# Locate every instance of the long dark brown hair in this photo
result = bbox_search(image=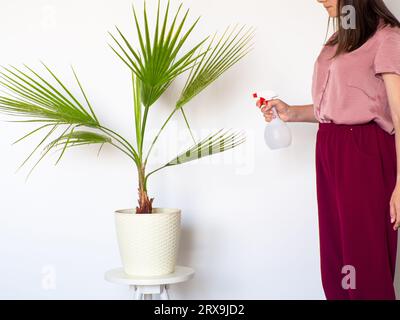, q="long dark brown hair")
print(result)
[326,0,400,56]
